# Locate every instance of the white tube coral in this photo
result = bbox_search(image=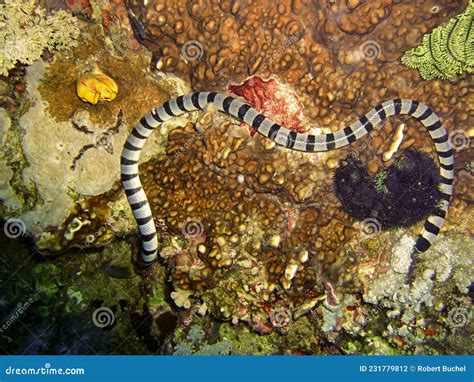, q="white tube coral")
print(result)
[0,0,80,76]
